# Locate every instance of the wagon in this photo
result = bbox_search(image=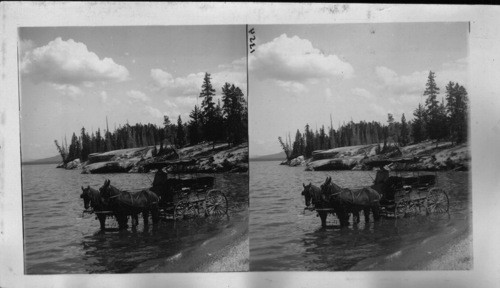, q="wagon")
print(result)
[145,159,229,220]
[366,158,450,220]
